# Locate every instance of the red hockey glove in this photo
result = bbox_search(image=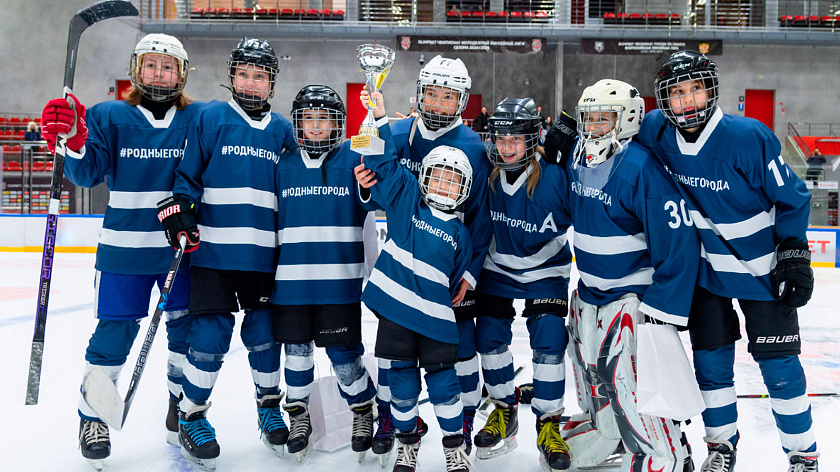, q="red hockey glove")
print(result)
[157,195,200,253]
[41,94,88,153]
